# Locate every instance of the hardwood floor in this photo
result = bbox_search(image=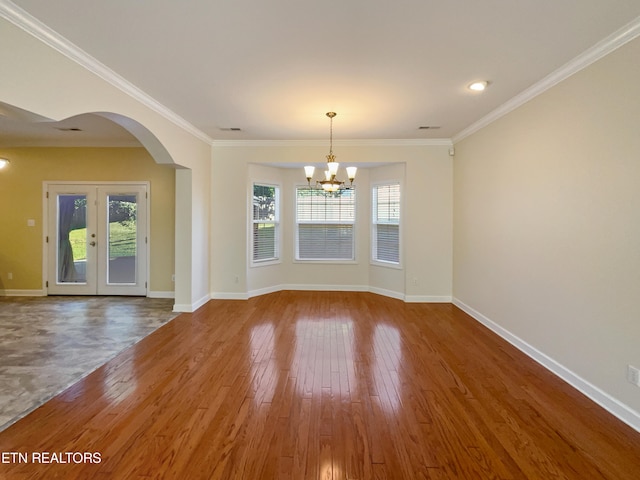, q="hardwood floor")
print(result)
[0,291,638,479]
